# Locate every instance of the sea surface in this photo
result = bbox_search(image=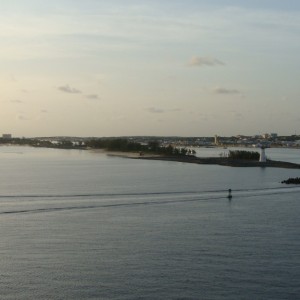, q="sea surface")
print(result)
[0,146,299,299]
